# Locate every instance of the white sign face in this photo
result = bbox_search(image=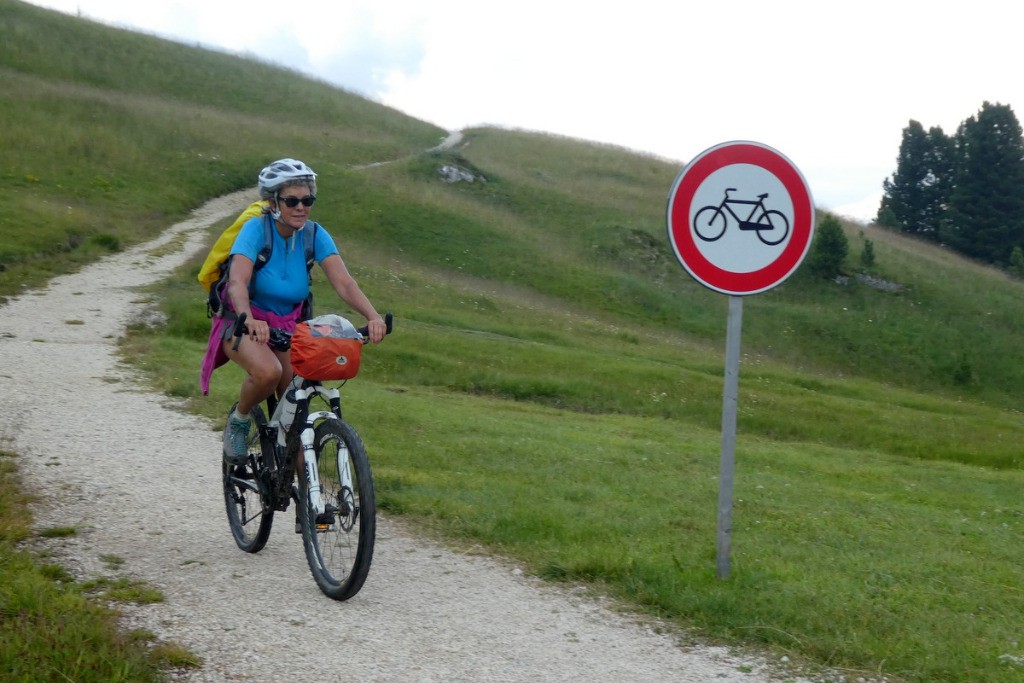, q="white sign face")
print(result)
[688,163,795,273]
